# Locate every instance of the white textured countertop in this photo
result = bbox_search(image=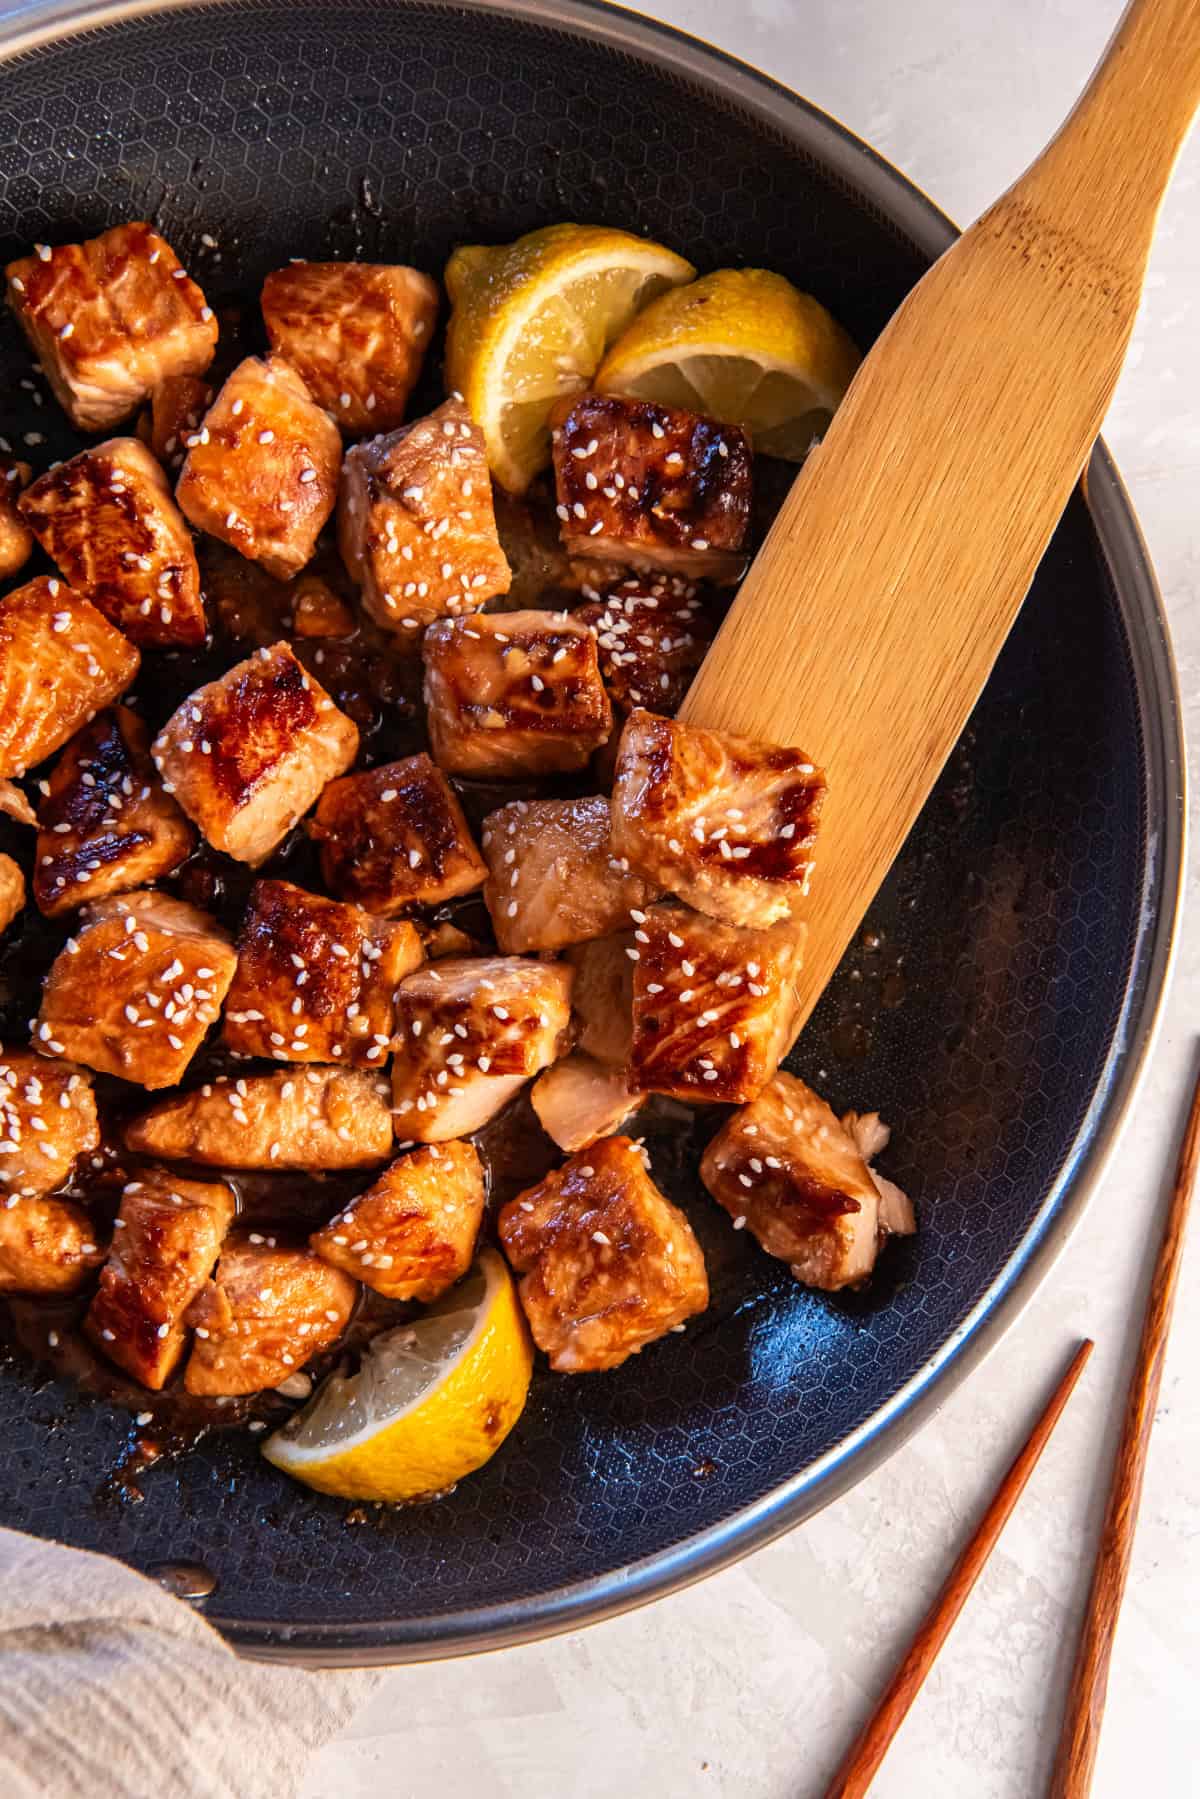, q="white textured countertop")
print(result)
[303,3,1200,1793]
